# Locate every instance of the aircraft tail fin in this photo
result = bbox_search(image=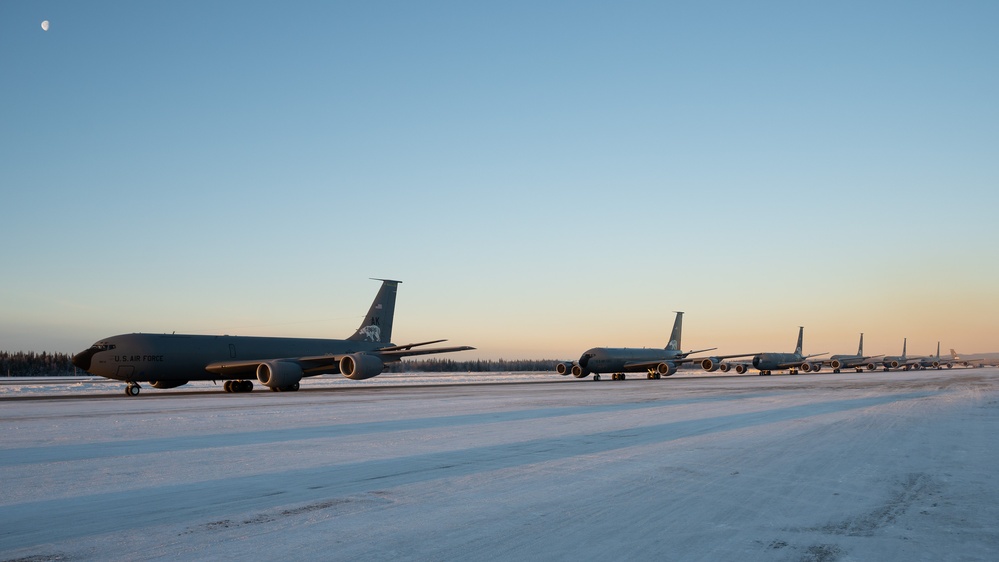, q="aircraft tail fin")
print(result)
[950,348,960,359]
[347,279,400,344]
[666,311,683,350]
[936,341,940,359]
[902,337,907,359]
[794,326,804,355]
[857,333,864,356]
